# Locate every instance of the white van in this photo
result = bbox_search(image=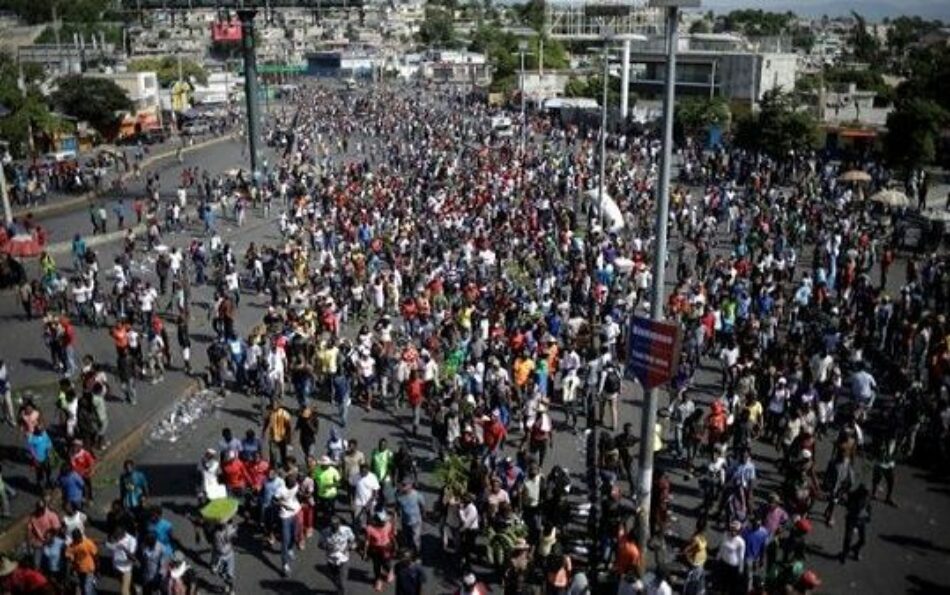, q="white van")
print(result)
[490,115,513,138]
